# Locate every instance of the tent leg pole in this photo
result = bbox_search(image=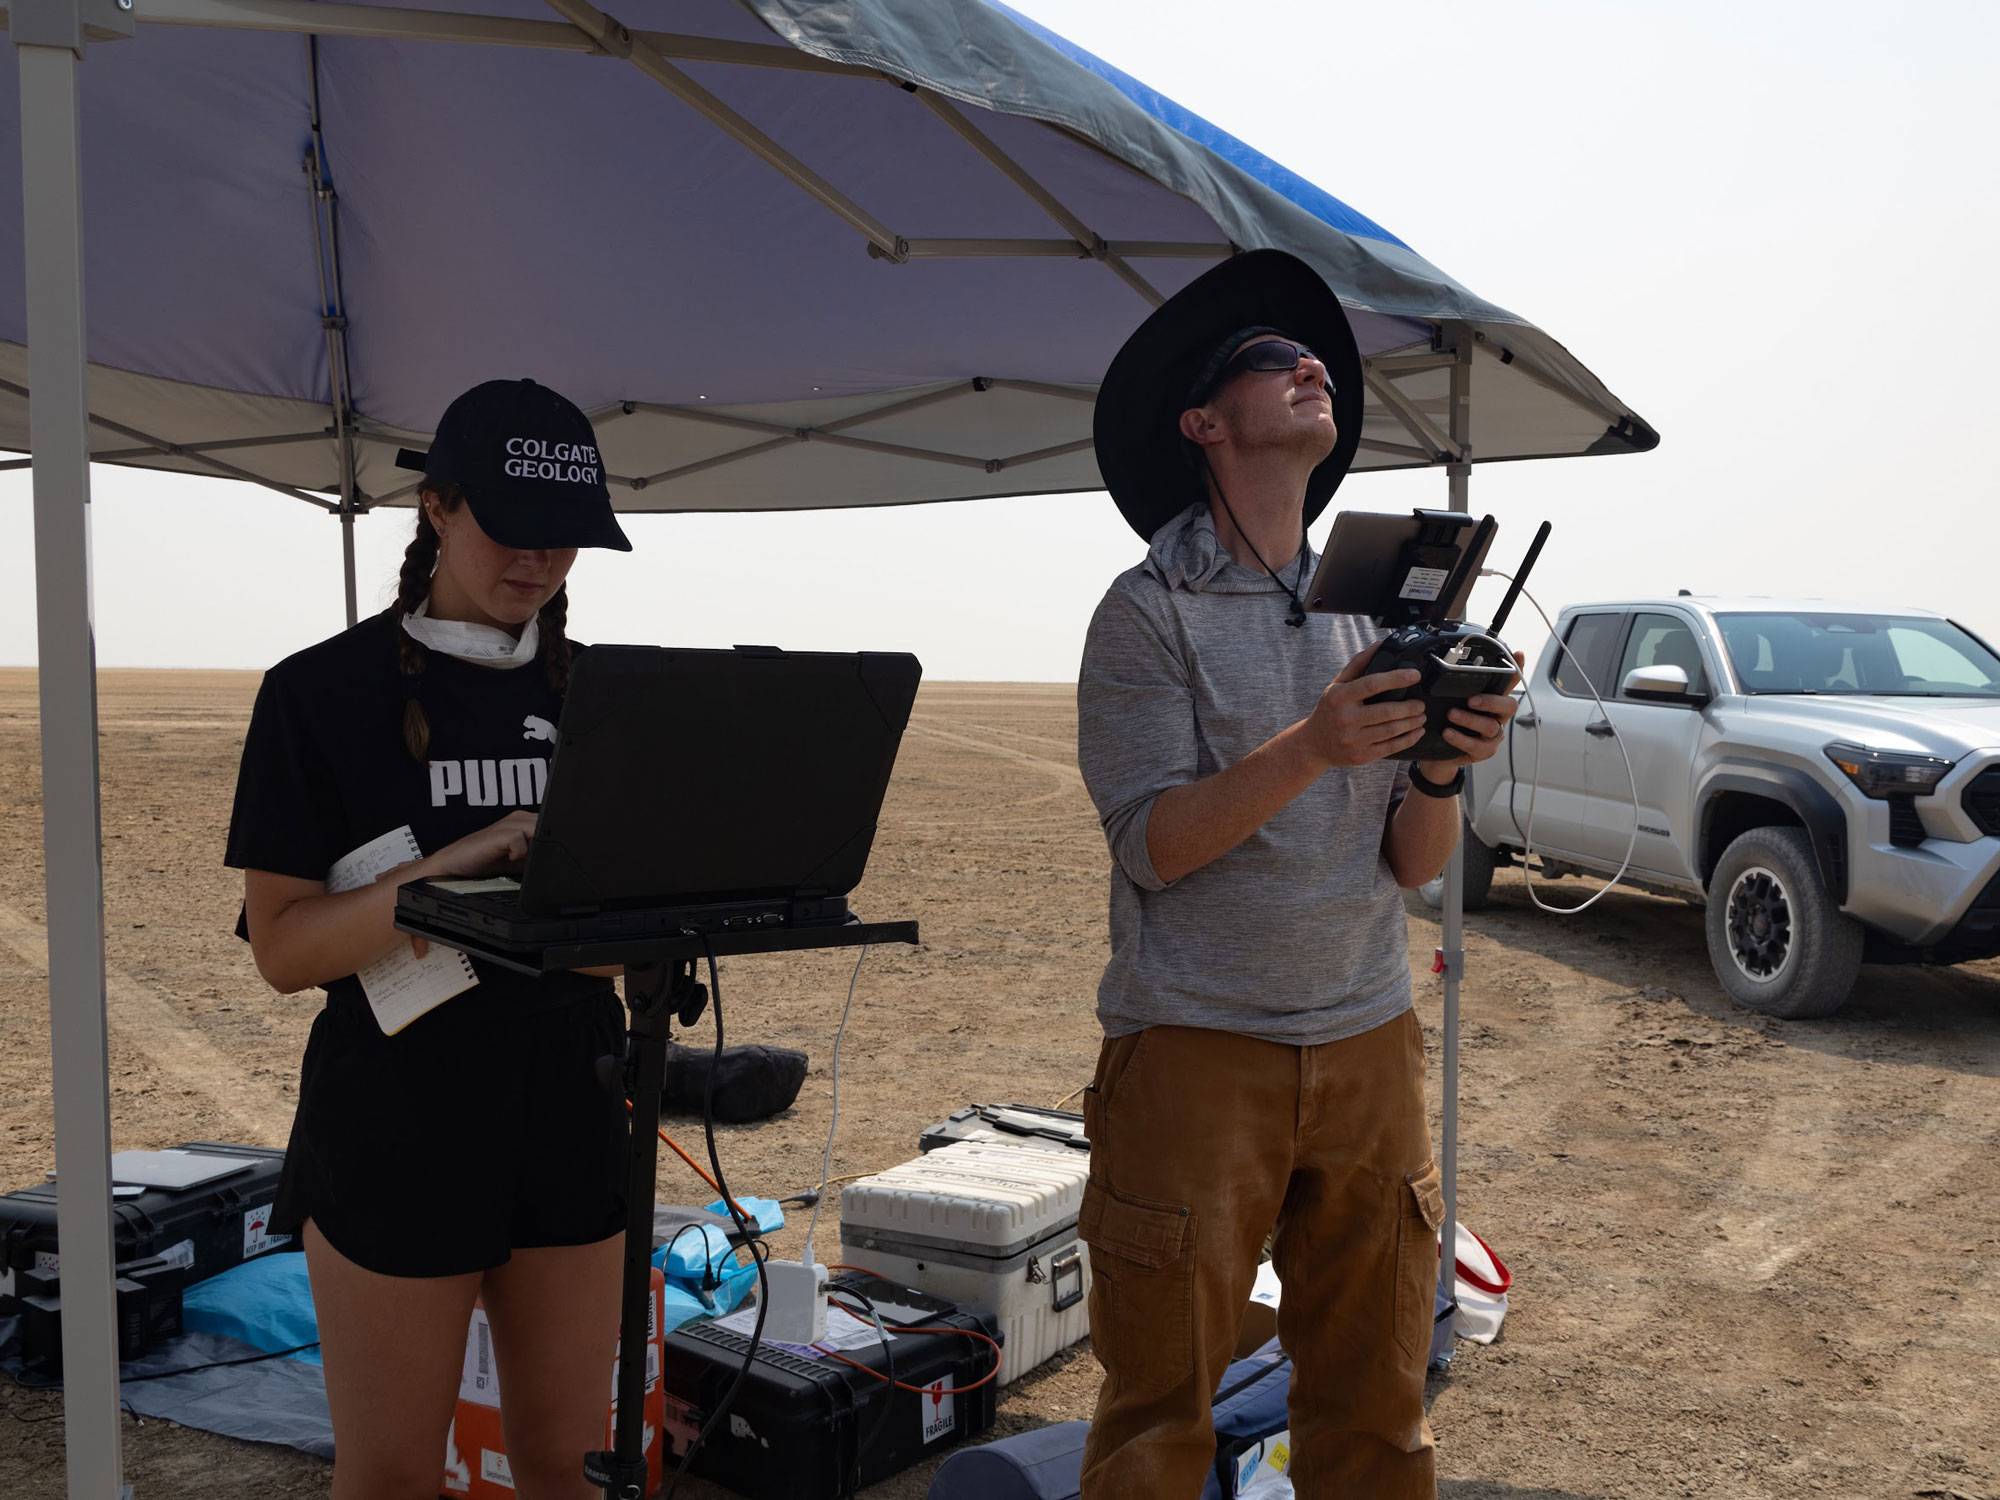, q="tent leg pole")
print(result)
[1431,330,1474,1371]
[340,502,358,628]
[15,30,128,1499]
